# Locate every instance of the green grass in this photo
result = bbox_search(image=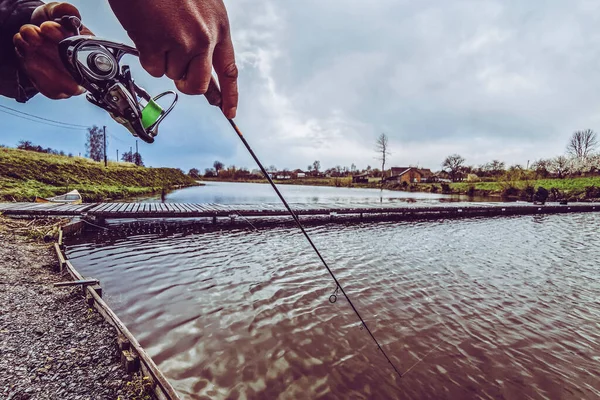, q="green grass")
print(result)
[0,147,198,202]
[448,177,600,195]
